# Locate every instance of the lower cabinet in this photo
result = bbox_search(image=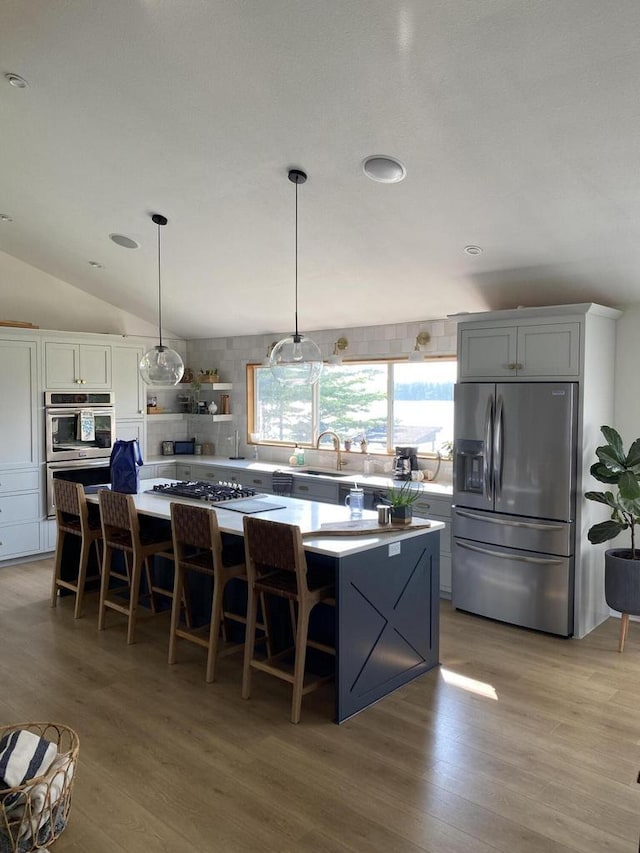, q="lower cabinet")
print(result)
[0,469,41,560]
[174,463,193,481]
[0,522,41,560]
[292,478,339,503]
[233,470,272,492]
[414,495,452,597]
[155,463,177,479]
